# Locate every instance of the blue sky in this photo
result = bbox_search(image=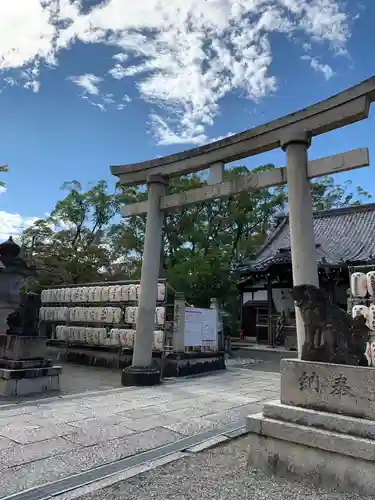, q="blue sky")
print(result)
[0,0,374,238]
